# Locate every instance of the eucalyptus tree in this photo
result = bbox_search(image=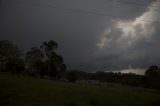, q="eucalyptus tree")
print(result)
[41,40,58,77]
[49,52,66,79]
[25,47,44,77]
